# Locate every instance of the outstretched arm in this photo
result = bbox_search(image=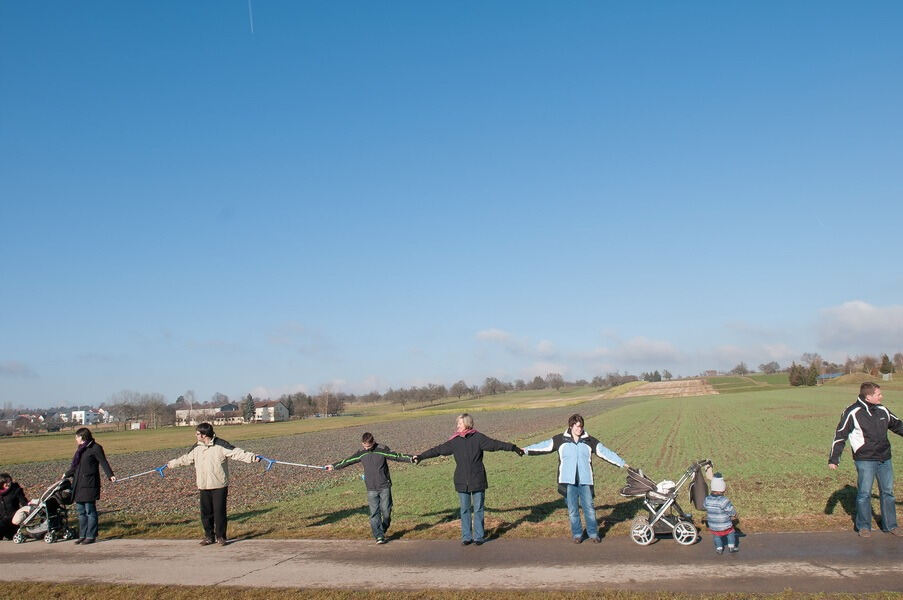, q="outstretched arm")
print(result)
[331,449,366,470]
[589,437,626,467]
[523,437,556,456]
